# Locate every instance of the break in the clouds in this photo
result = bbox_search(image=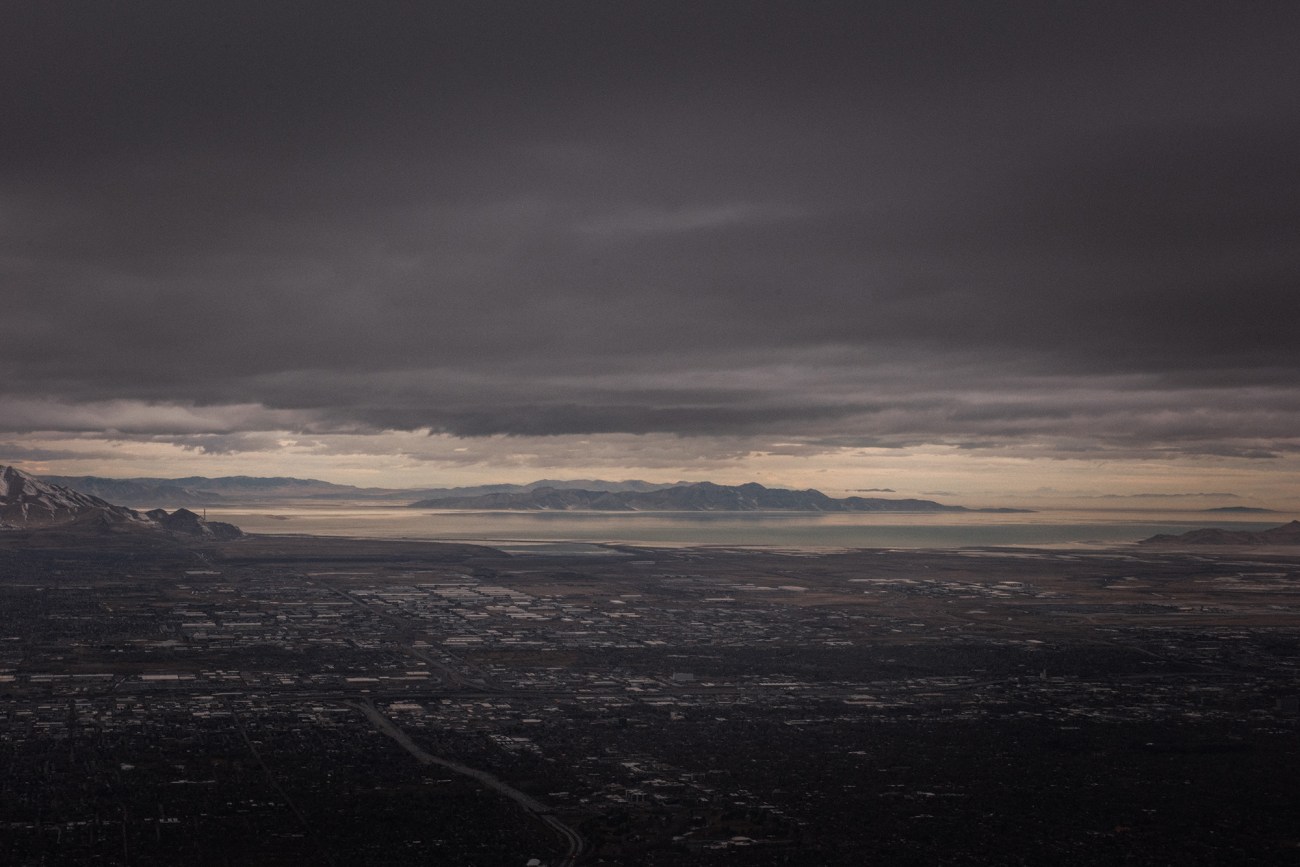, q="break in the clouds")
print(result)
[2,2,1299,485]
